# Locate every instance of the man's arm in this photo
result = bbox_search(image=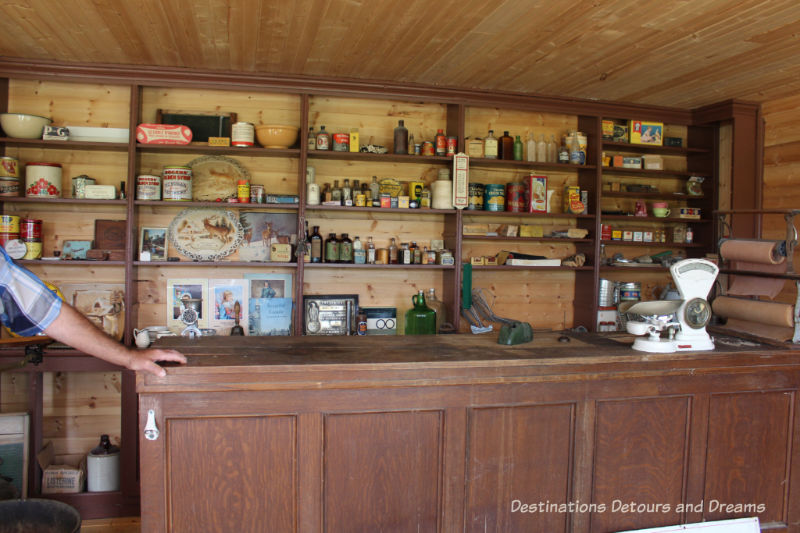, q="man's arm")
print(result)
[43,303,186,377]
